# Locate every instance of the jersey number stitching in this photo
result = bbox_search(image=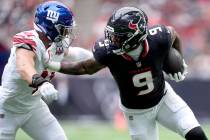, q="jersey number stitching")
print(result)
[132,71,154,95]
[149,26,162,35]
[98,39,110,47]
